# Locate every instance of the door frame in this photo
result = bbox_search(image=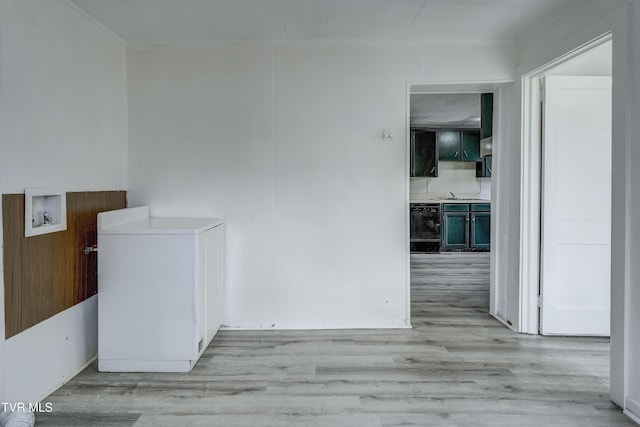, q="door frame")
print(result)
[0,176,5,400]
[519,33,613,334]
[406,81,510,324]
